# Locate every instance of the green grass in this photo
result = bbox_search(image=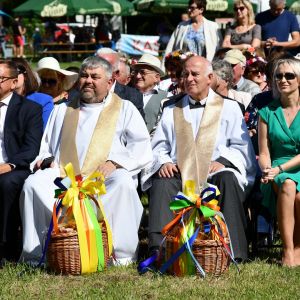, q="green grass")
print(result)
[1,254,299,300]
